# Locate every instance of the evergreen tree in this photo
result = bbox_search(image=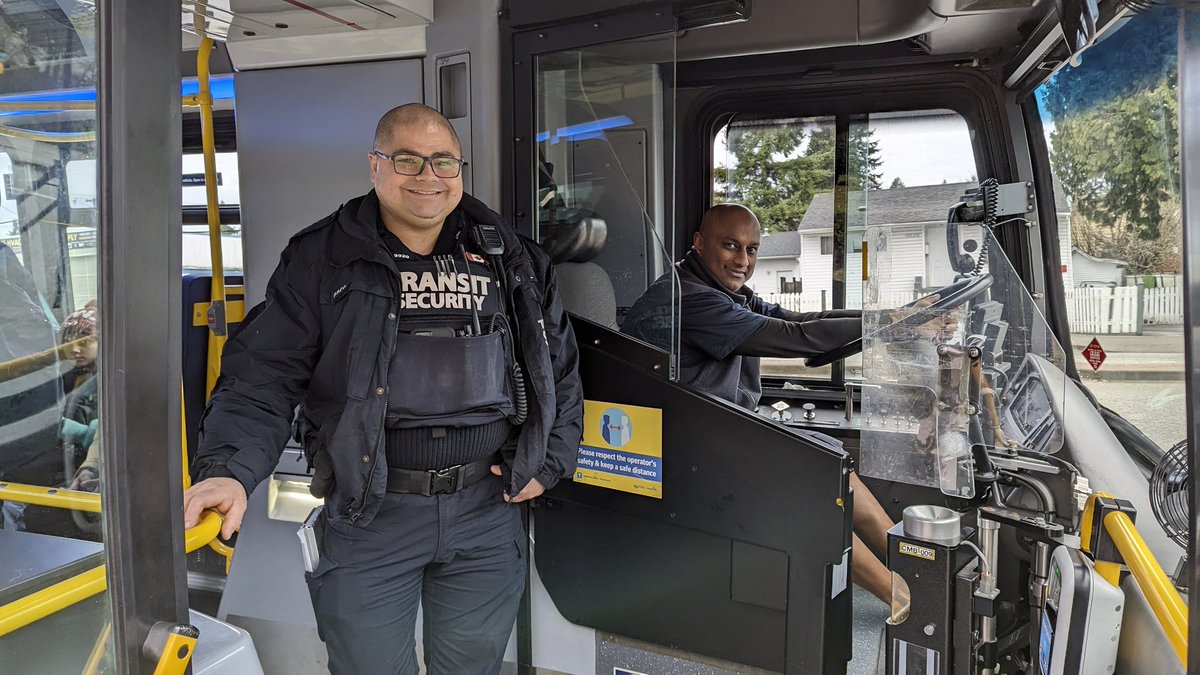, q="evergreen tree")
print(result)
[714,121,883,232]
[1040,6,1181,272]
